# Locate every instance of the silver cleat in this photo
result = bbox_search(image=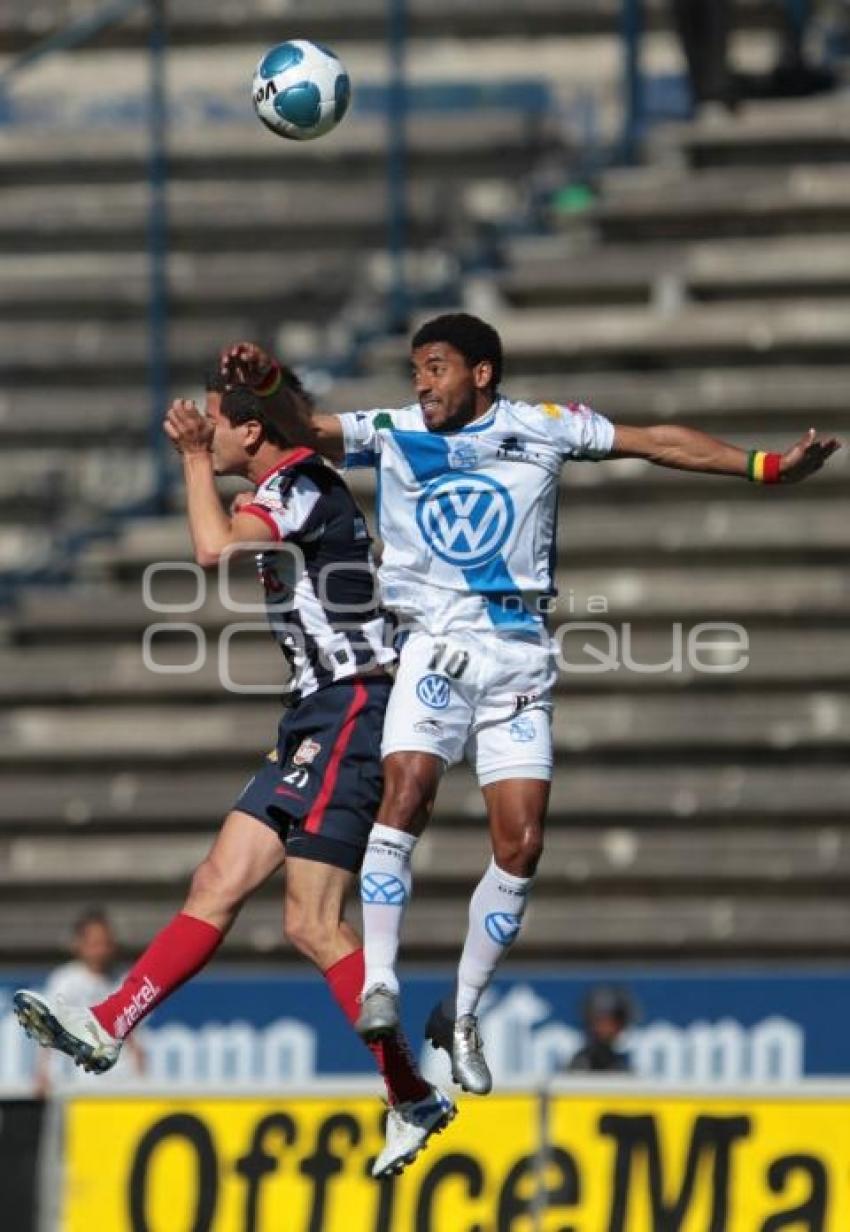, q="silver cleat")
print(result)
[451,1014,493,1096]
[355,983,399,1042]
[425,999,492,1095]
